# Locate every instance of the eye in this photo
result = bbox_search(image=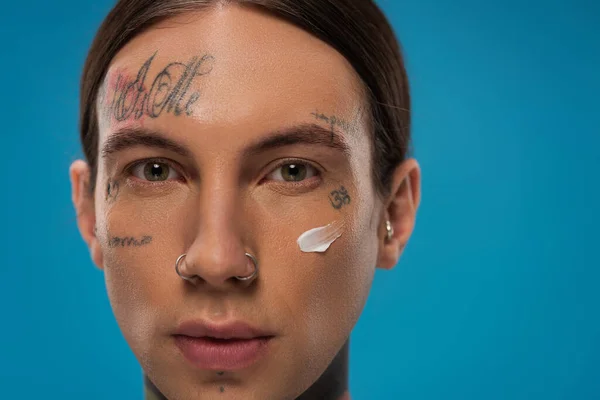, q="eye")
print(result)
[130,160,181,182]
[266,161,319,183]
